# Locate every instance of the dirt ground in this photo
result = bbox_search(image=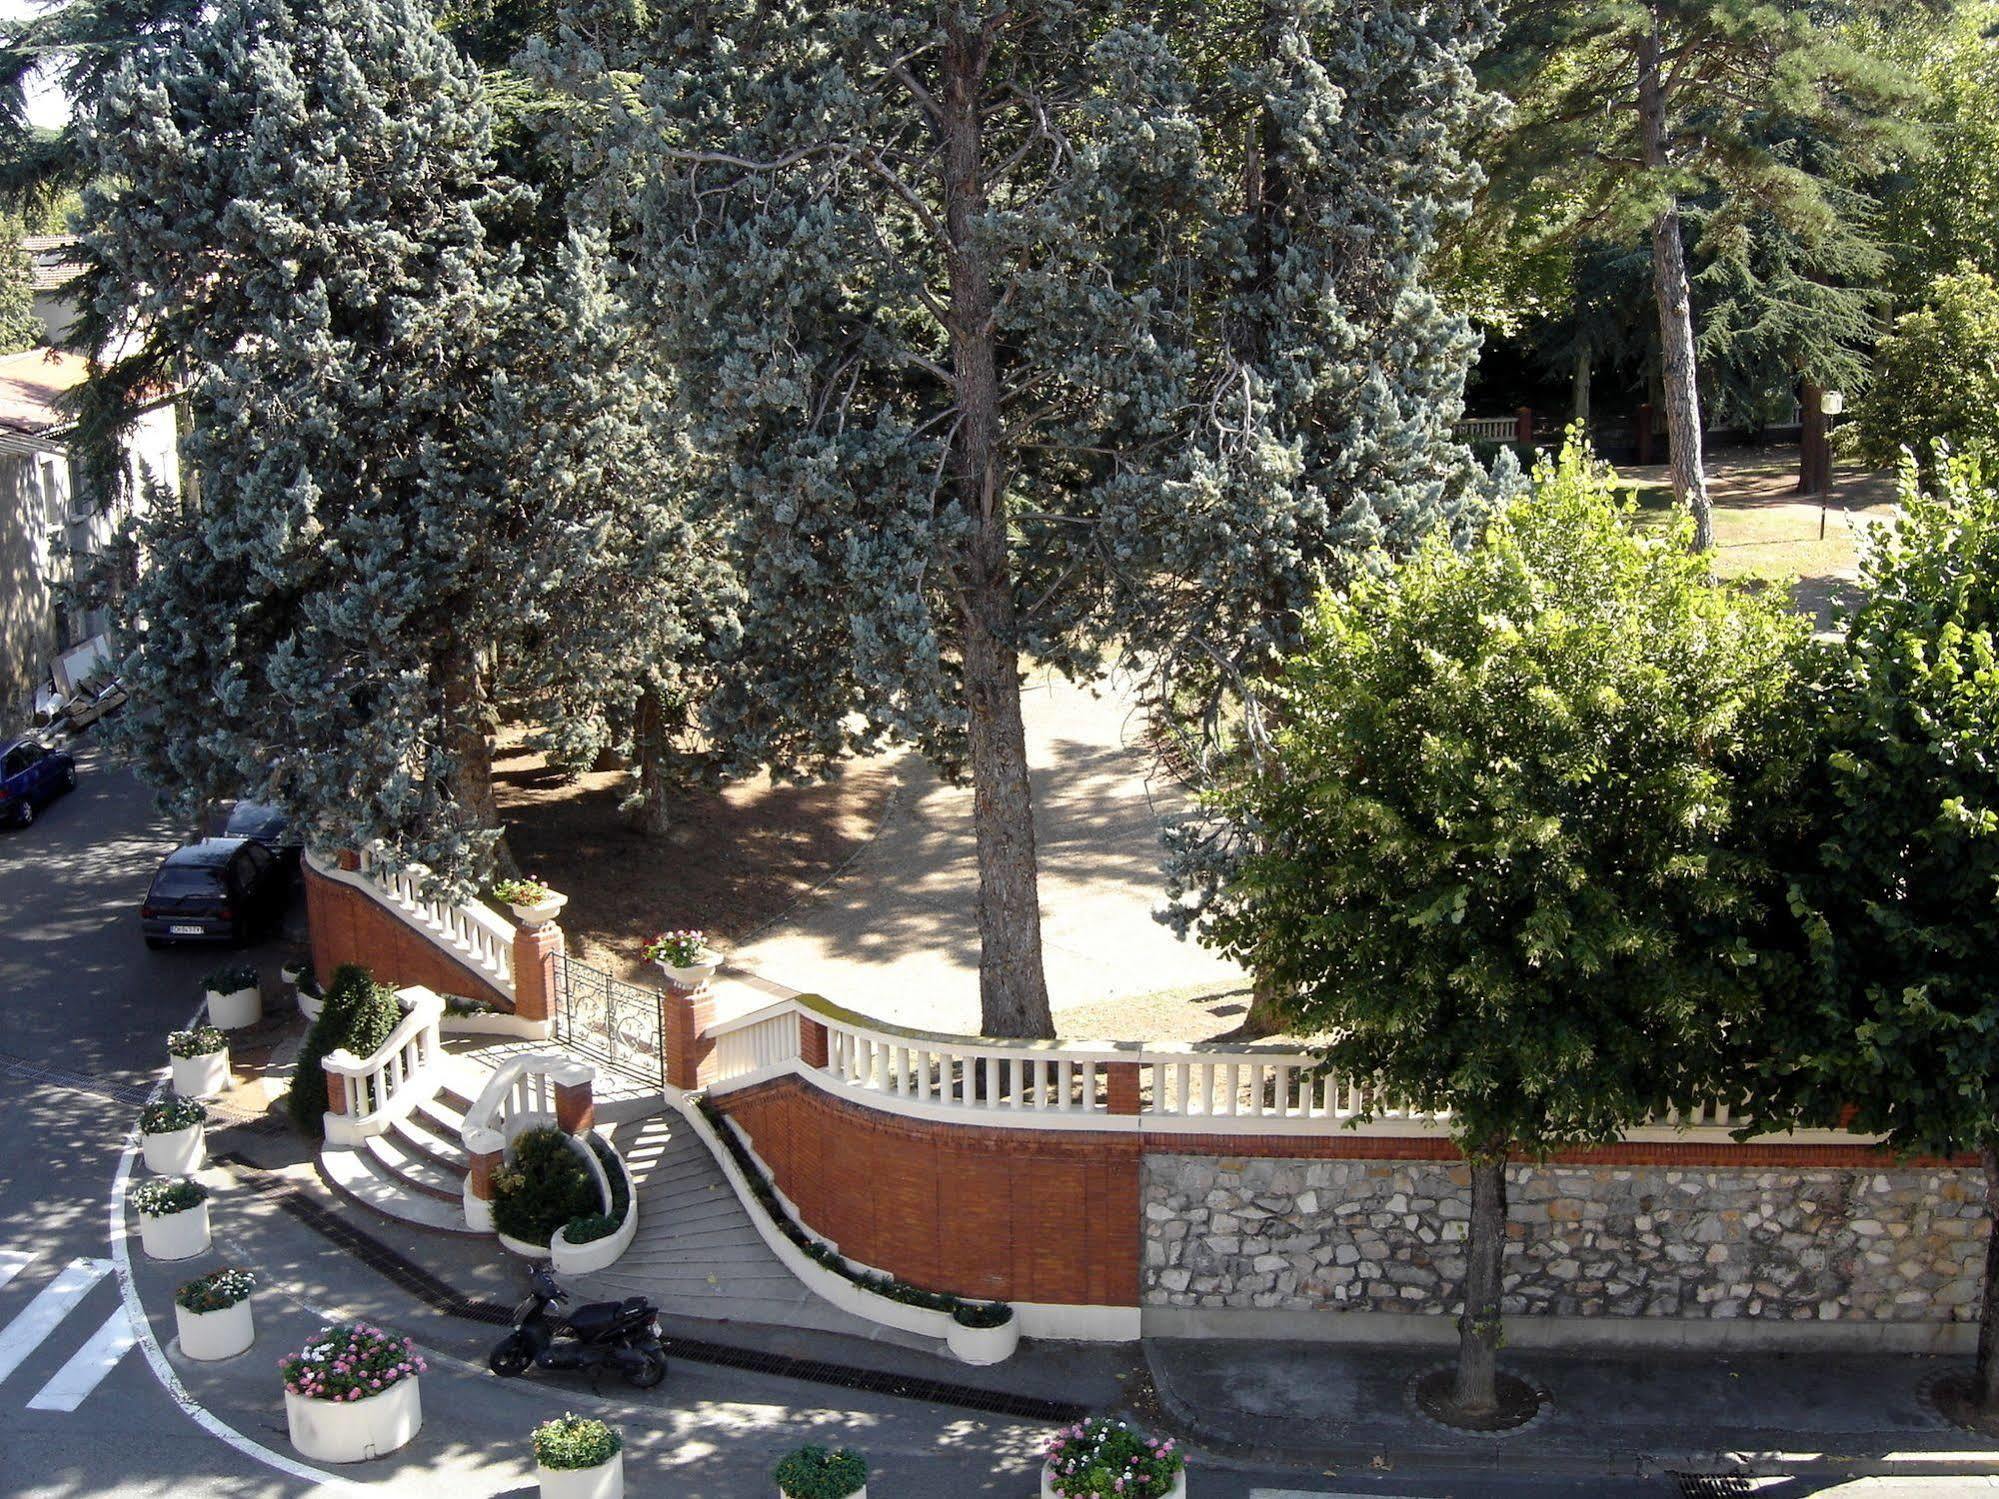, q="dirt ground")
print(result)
[494,730,898,981]
[1621,445,1900,630]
